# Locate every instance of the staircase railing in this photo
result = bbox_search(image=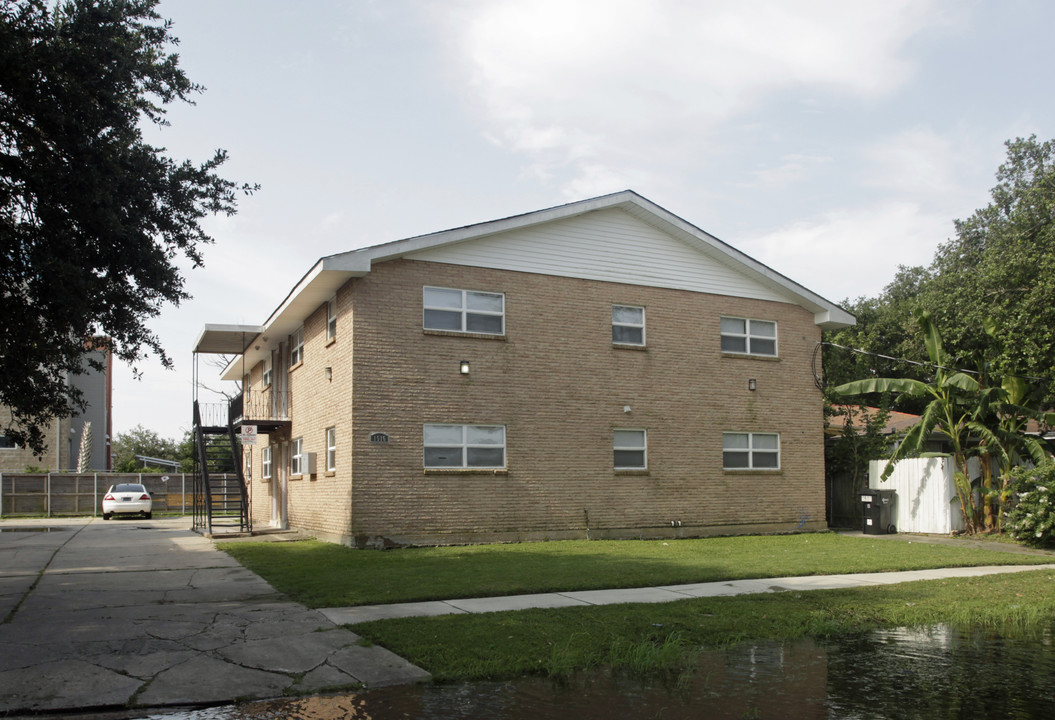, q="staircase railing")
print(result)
[192,401,213,535]
[192,399,251,535]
